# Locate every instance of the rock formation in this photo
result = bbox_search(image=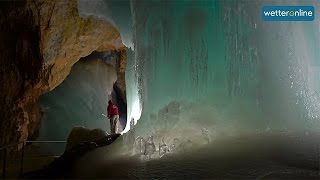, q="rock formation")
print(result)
[21,133,121,179]
[65,127,106,150]
[0,0,126,147]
